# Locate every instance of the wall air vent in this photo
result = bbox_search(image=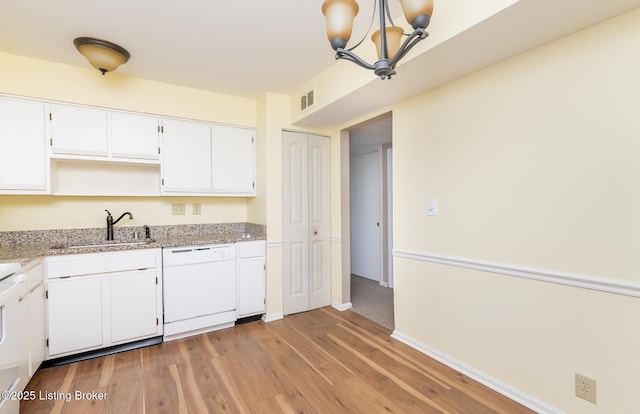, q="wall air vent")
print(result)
[300,87,316,112]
